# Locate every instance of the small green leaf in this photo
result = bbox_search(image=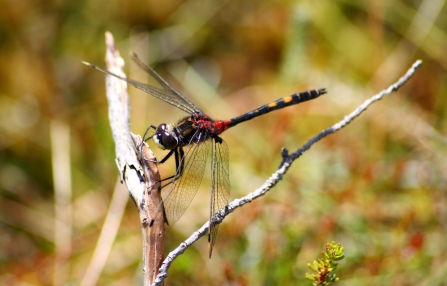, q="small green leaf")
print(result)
[304,242,345,285]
